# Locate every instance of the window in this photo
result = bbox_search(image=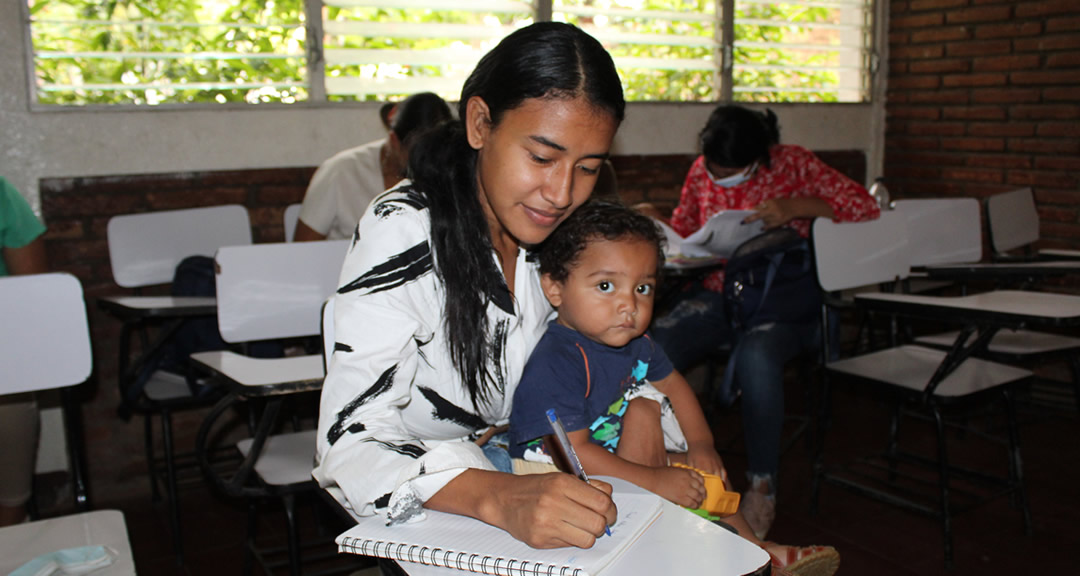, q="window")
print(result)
[732,0,872,102]
[27,0,307,105]
[319,0,533,102]
[24,0,874,106]
[554,0,719,102]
